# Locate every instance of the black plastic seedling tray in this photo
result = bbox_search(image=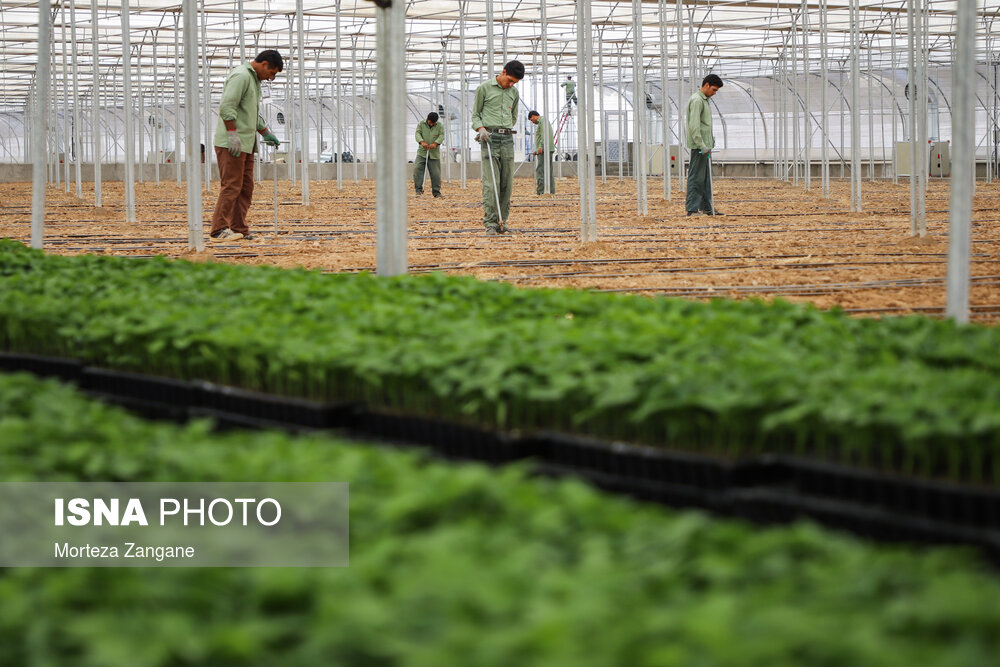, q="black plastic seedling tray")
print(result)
[2,352,998,562]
